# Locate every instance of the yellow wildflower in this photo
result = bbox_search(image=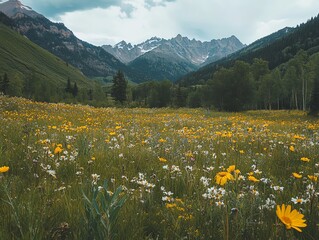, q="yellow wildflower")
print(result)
[292,172,302,179]
[248,175,260,183]
[300,157,310,162]
[293,135,306,140]
[165,203,177,209]
[227,165,236,173]
[0,166,9,173]
[276,204,307,232]
[158,157,167,163]
[289,146,295,152]
[54,146,63,155]
[215,171,234,186]
[308,175,318,182]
